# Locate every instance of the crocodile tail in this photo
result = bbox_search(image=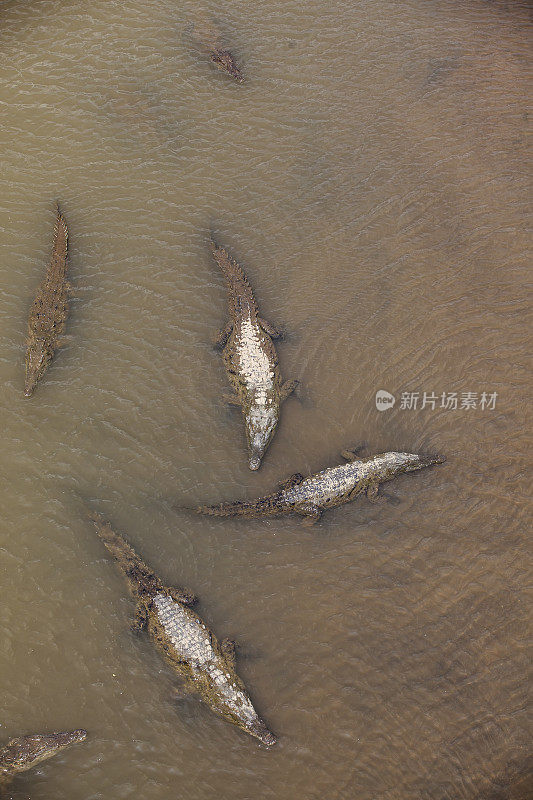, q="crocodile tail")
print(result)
[210,240,257,315]
[88,511,157,585]
[195,496,280,518]
[50,201,68,279]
